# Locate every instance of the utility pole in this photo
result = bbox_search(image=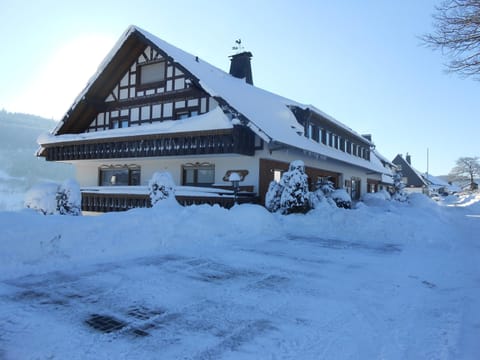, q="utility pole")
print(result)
[426,147,430,195]
[426,148,429,179]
